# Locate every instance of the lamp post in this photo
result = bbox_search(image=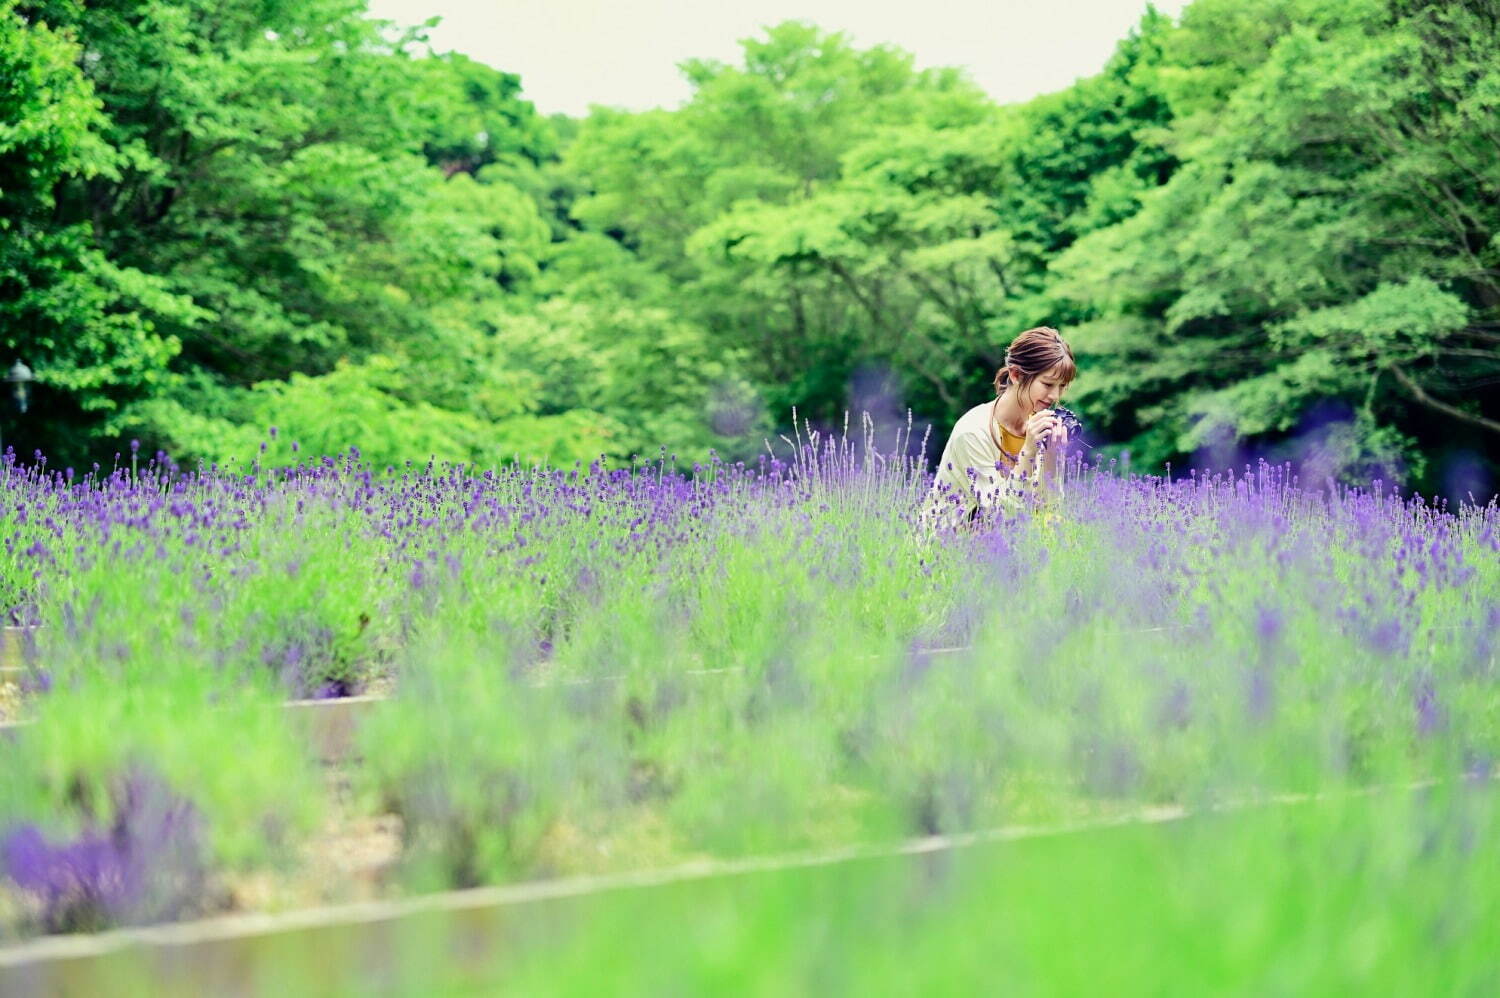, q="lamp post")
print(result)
[1,361,34,463]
